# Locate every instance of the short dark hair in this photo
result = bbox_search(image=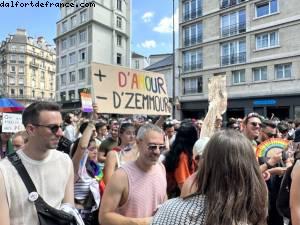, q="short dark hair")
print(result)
[262,120,277,129]
[95,122,107,131]
[22,102,61,127]
[277,122,289,133]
